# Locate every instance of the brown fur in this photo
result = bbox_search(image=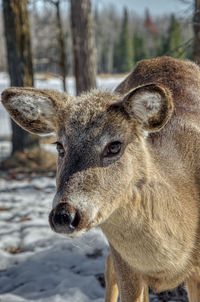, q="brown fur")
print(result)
[2,56,200,302]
